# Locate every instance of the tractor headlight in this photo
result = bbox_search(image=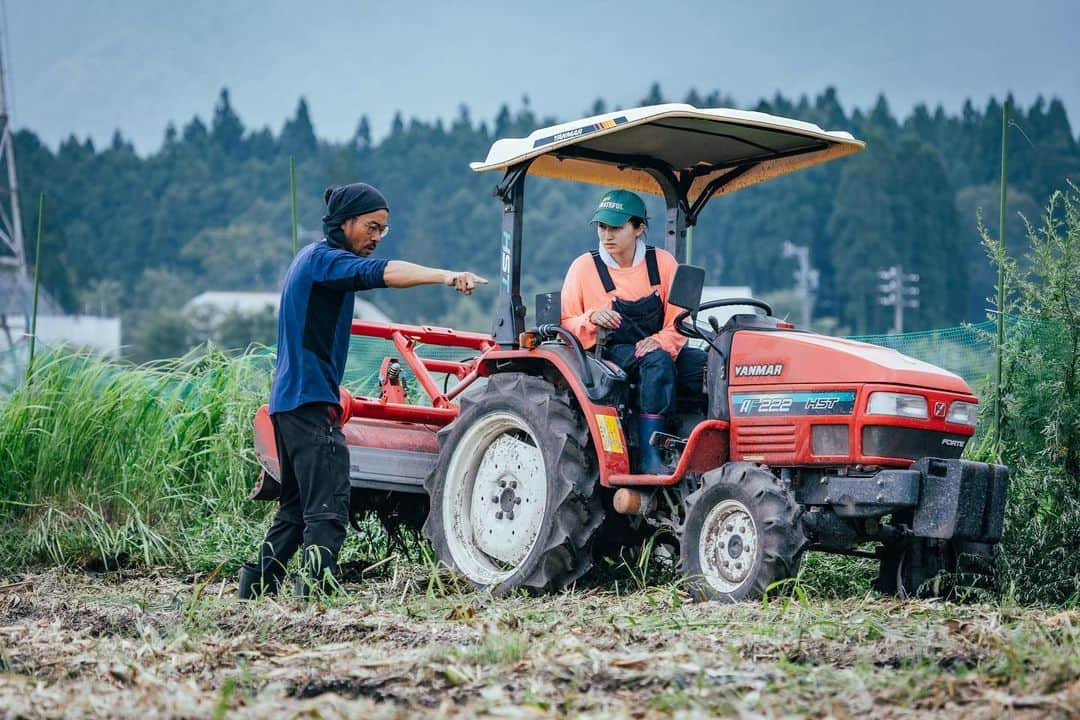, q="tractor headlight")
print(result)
[867,392,928,419]
[946,401,978,426]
